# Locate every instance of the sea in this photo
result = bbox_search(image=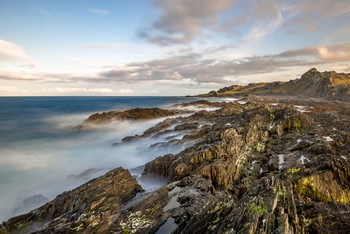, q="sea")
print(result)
[0,96,235,222]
